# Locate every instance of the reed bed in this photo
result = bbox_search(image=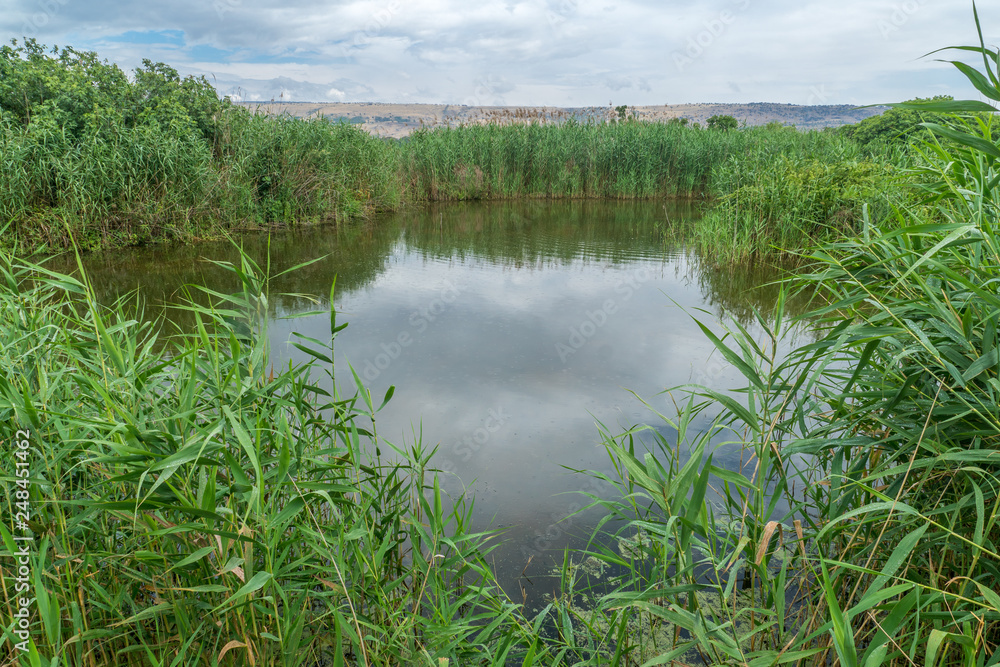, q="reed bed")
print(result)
[519,18,1000,665]
[396,121,904,262]
[3,14,1000,665]
[0,40,404,254]
[693,151,911,262]
[0,246,544,665]
[2,38,904,262]
[398,120,871,202]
